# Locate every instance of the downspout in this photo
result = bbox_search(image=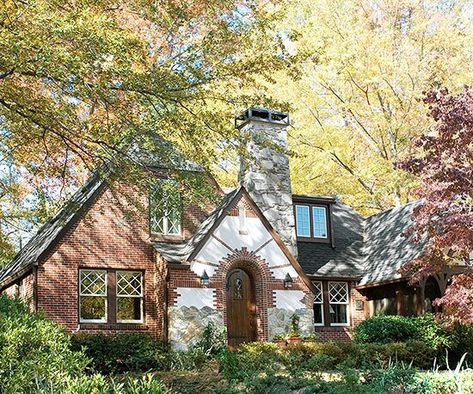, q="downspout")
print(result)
[32,264,38,312]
